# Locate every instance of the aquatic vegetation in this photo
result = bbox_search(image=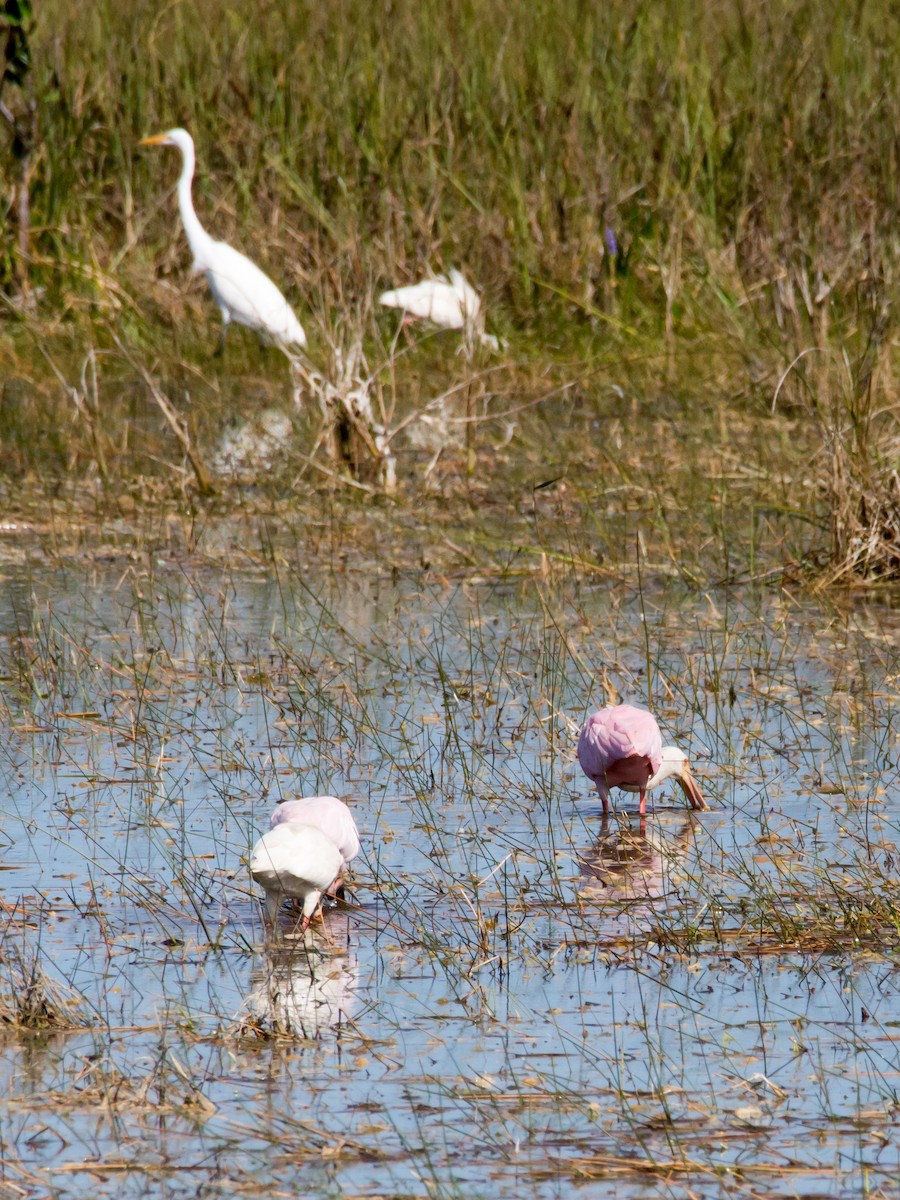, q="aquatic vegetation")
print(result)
[0,560,895,1196]
[0,944,90,1034]
[0,1,893,581]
